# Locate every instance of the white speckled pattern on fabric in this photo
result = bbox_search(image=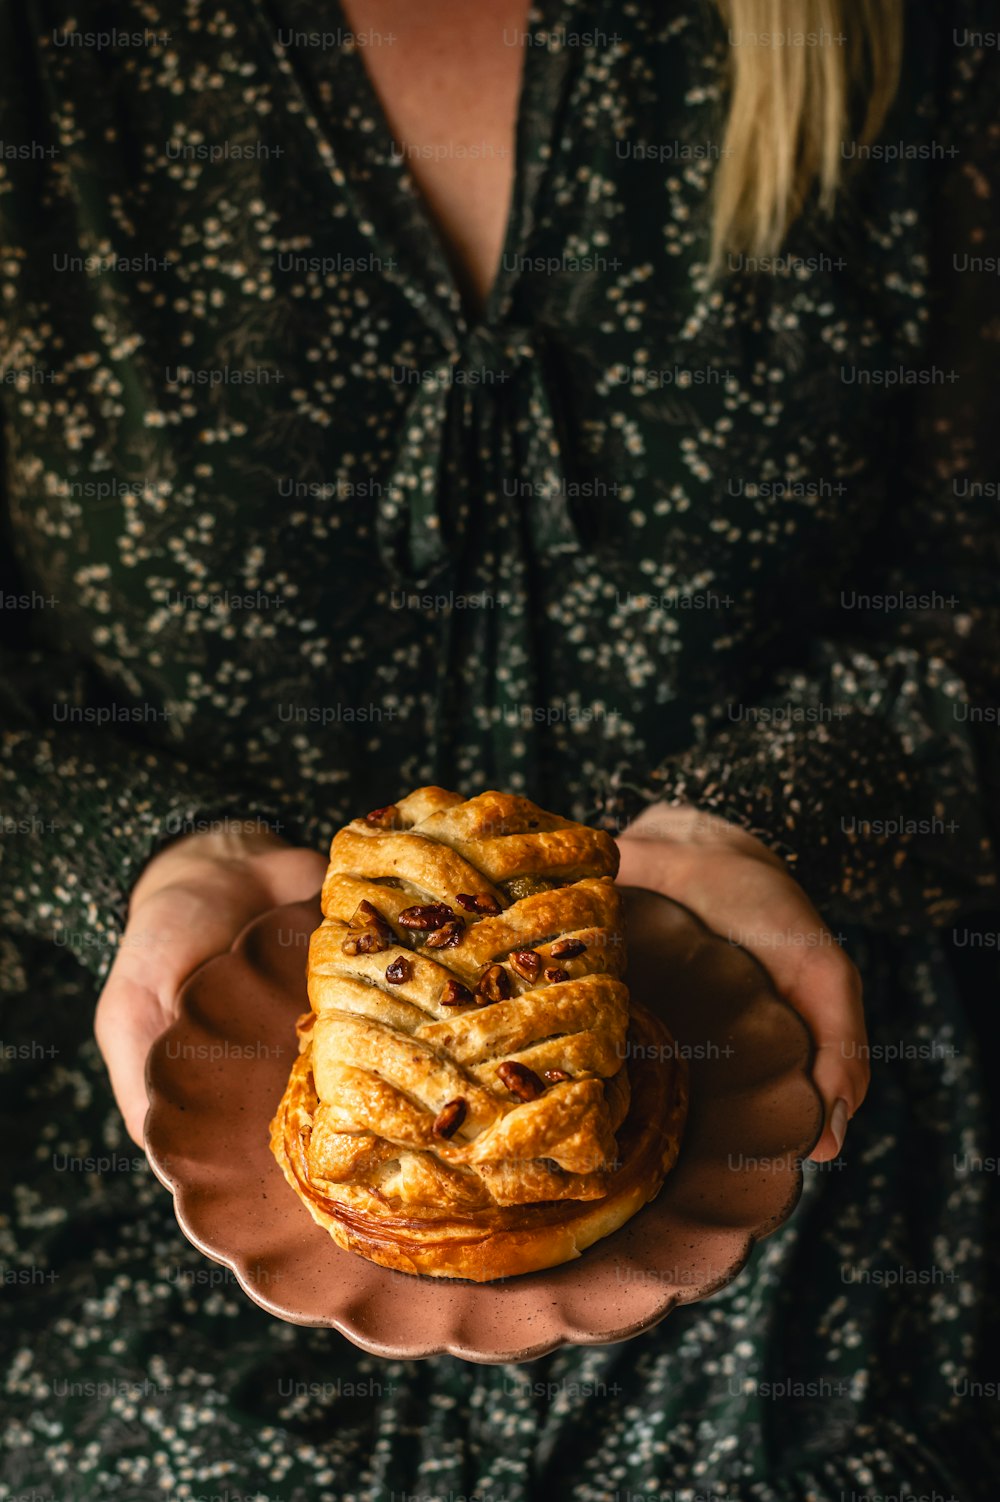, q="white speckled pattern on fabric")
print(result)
[0,0,998,1497]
